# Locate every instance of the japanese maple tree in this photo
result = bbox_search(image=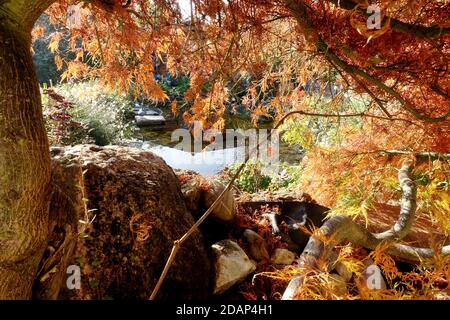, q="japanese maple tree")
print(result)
[0,0,448,299]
